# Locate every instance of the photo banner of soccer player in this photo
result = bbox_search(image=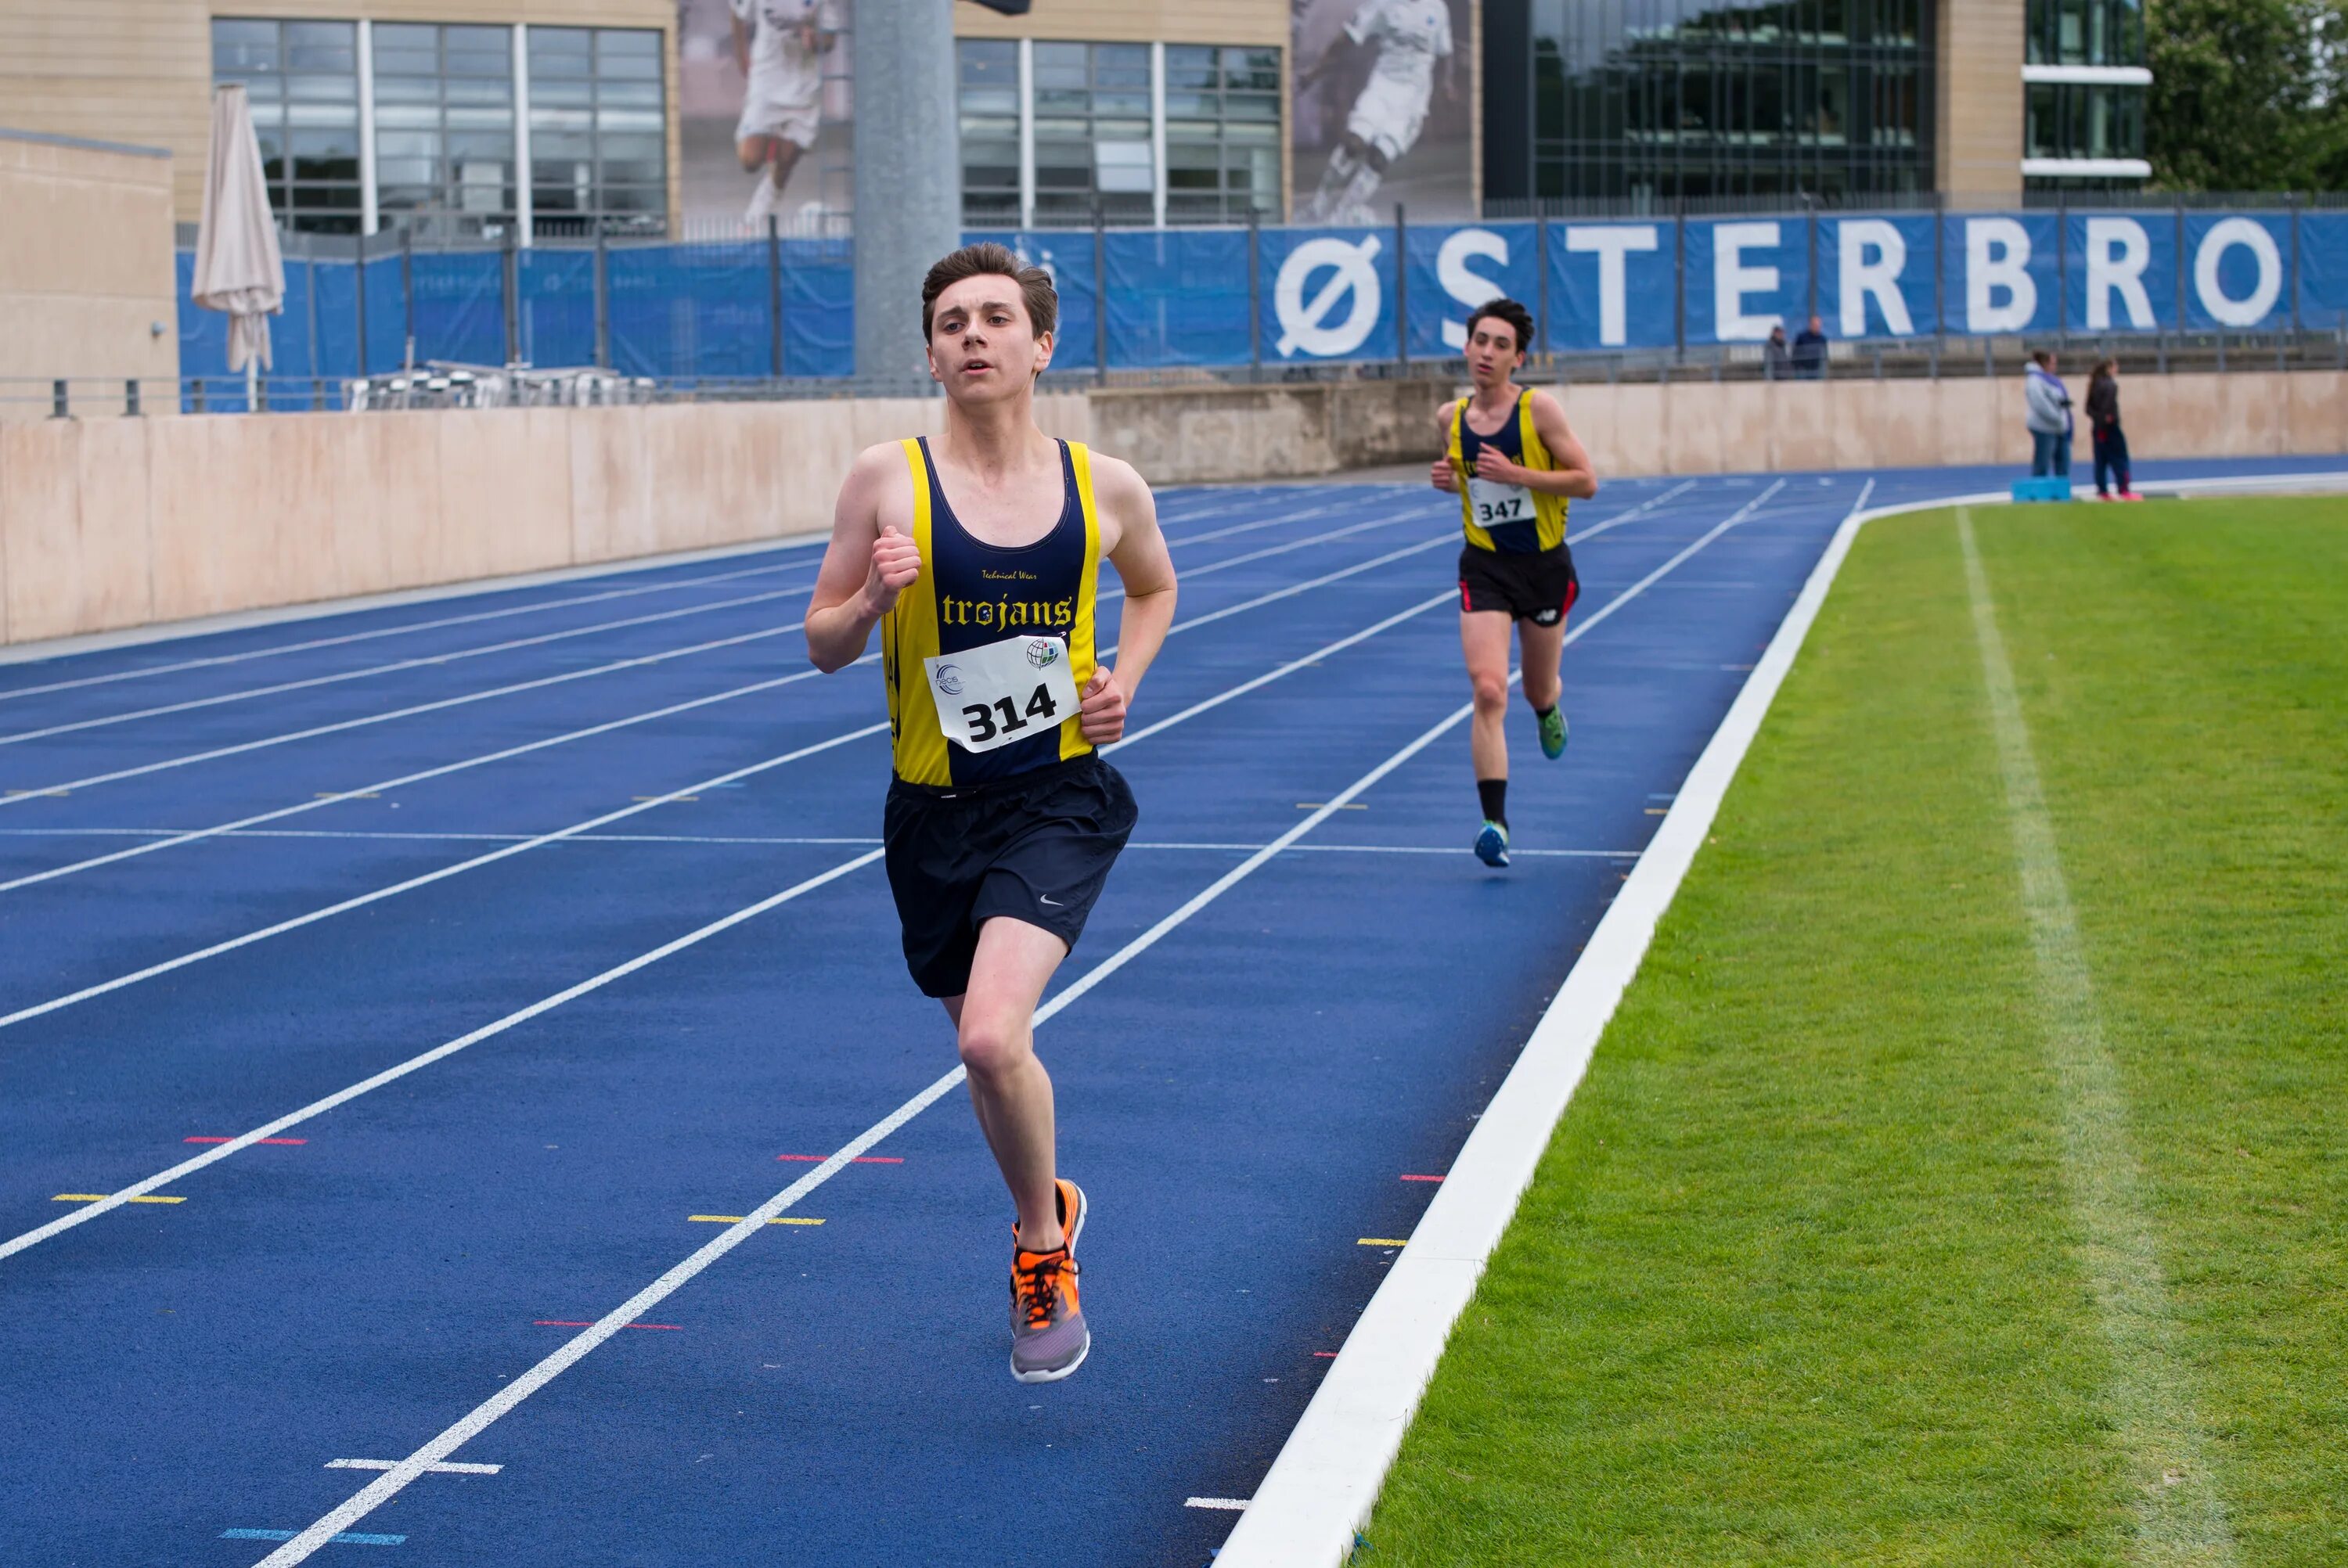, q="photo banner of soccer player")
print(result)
[1293,0,1478,225]
[678,0,853,234]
